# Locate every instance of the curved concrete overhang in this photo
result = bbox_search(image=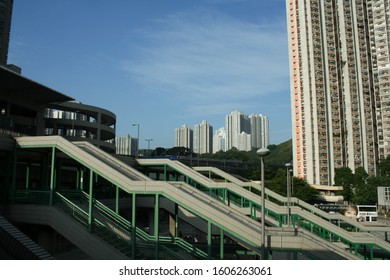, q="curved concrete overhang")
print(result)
[0,65,74,109]
[50,101,116,126]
